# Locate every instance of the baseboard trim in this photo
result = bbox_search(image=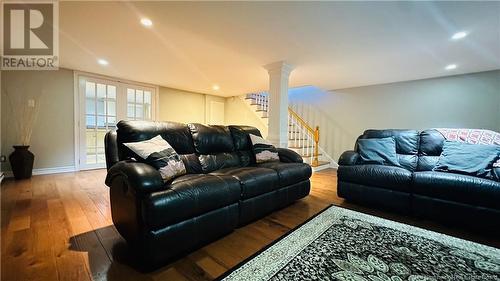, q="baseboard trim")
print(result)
[312,161,339,172]
[1,166,77,178]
